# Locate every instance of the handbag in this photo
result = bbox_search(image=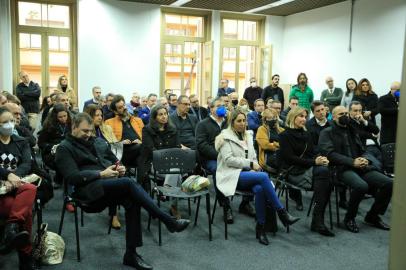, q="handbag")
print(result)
[181,175,210,192]
[33,223,65,265]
